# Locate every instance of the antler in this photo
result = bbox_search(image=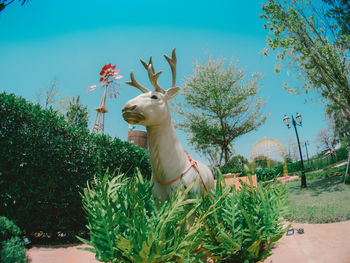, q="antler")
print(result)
[126,48,177,94]
[164,48,177,88]
[140,57,165,94]
[125,71,150,93]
